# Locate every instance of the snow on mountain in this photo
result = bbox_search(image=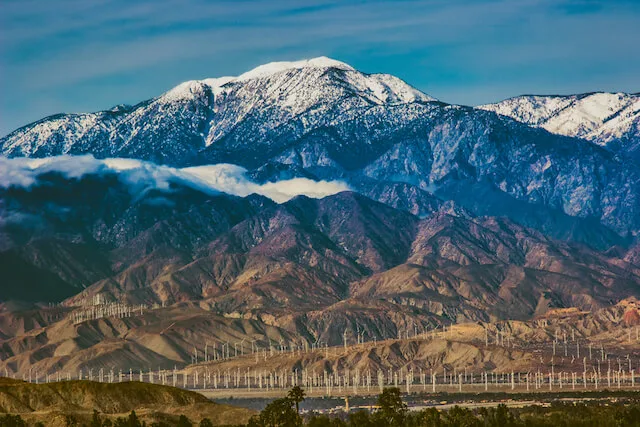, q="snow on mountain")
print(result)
[479,92,640,160]
[162,57,354,100]
[158,56,430,107]
[1,56,435,161]
[236,56,355,80]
